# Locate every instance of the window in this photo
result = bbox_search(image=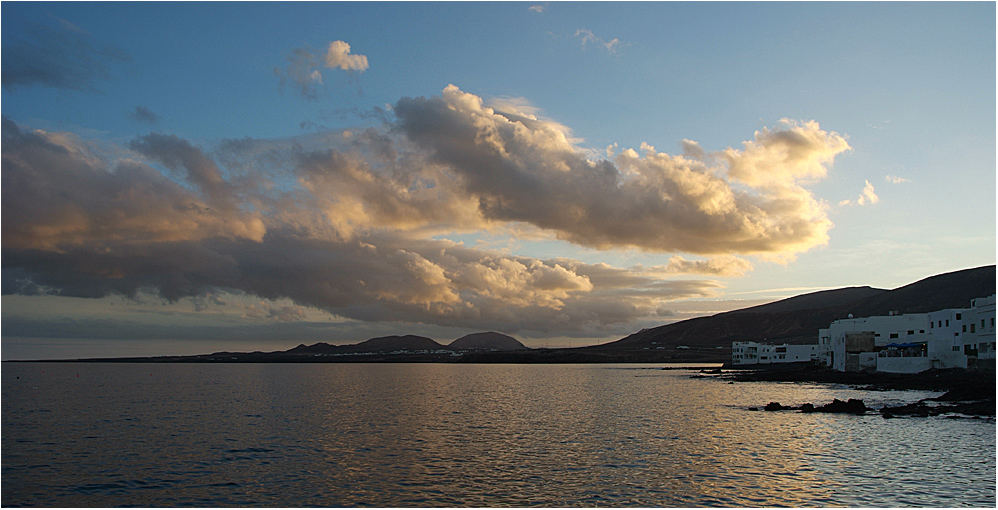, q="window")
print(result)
[889,333,899,339]
[982,319,986,329]
[930,322,934,329]
[956,313,962,320]
[953,346,960,351]
[907,330,915,335]
[919,330,924,334]
[946,320,950,327]
[962,325,967,333]
[971,323,976,333]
